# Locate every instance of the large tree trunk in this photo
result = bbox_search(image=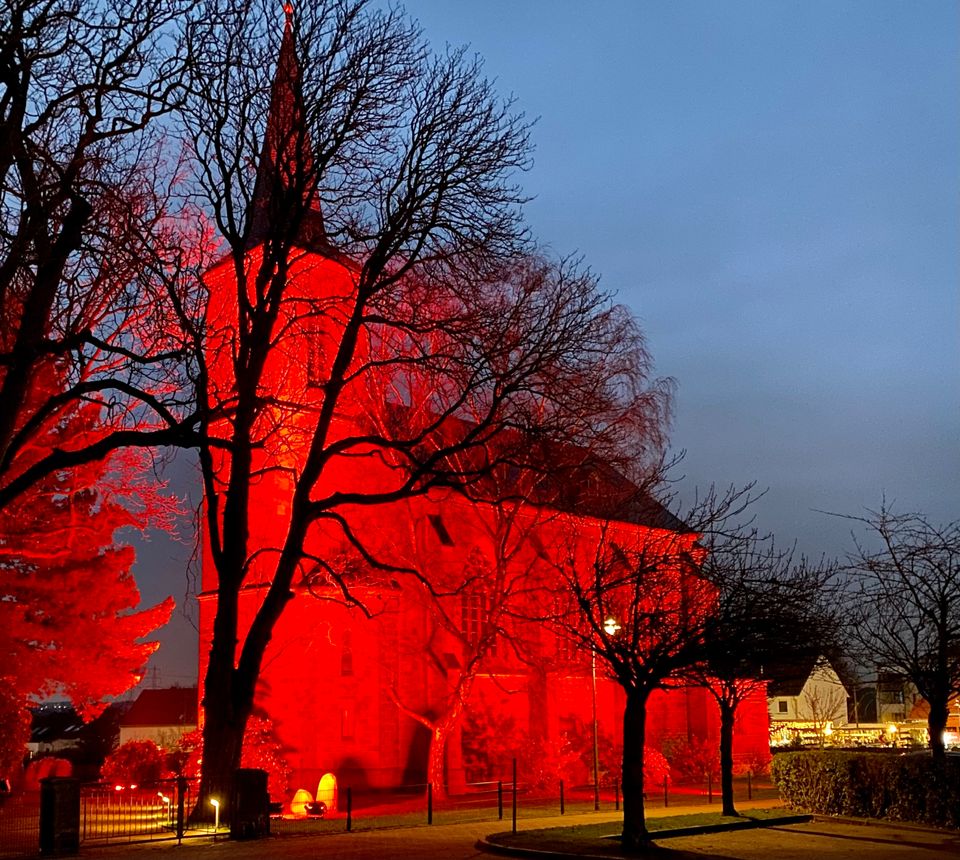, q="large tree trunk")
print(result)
[718,698,737,817]
[620,688,650,852]
[927,694,948,763]
[196,586,255,820]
